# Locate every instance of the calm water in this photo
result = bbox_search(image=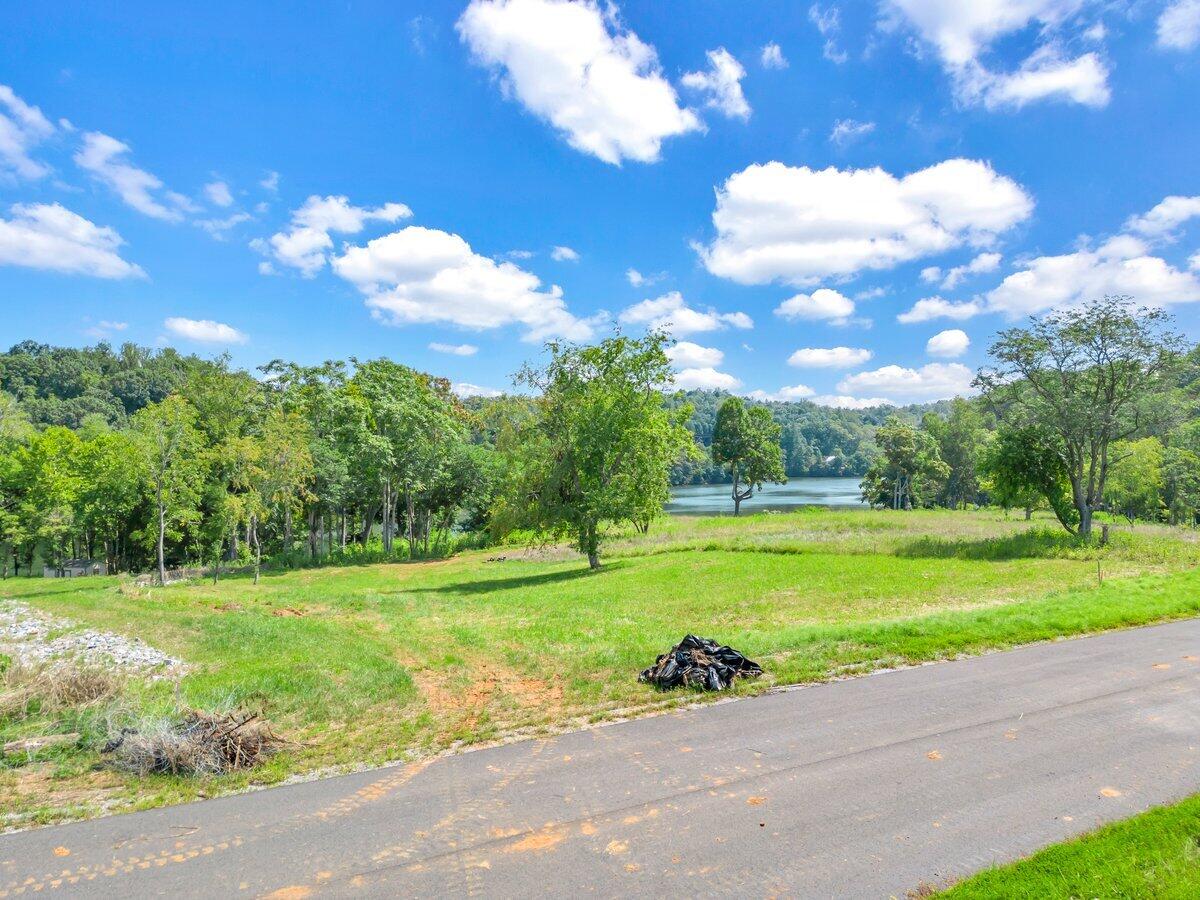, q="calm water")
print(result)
[666,477,865,515]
